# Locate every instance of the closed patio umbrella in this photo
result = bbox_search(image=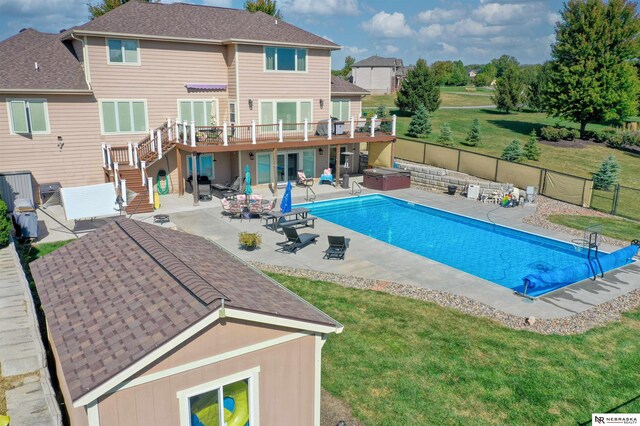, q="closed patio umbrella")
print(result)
[245,164,252,195]
[280,181,292,213]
